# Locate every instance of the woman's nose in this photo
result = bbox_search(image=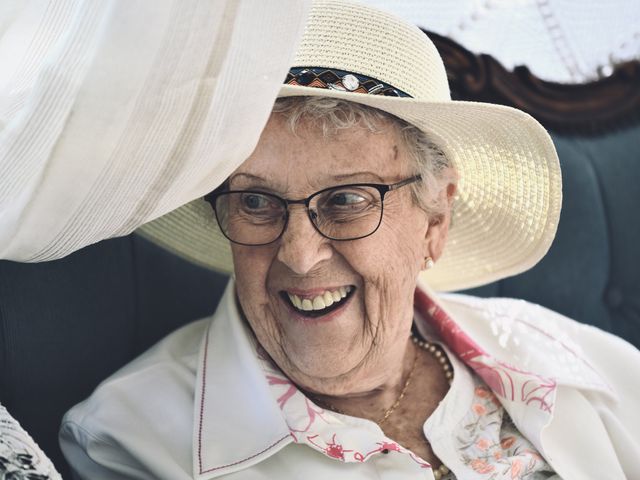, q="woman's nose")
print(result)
[276,207,333,275]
